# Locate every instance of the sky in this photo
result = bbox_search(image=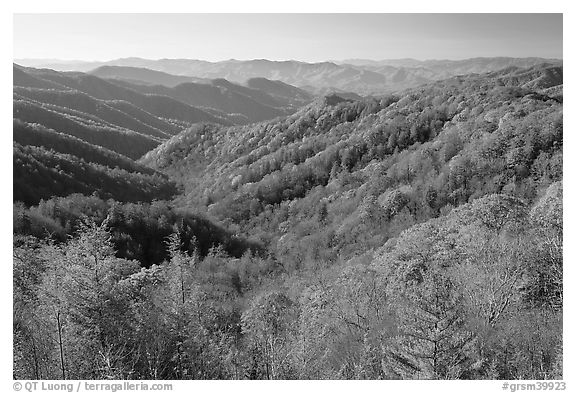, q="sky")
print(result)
[13,13,563,62]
